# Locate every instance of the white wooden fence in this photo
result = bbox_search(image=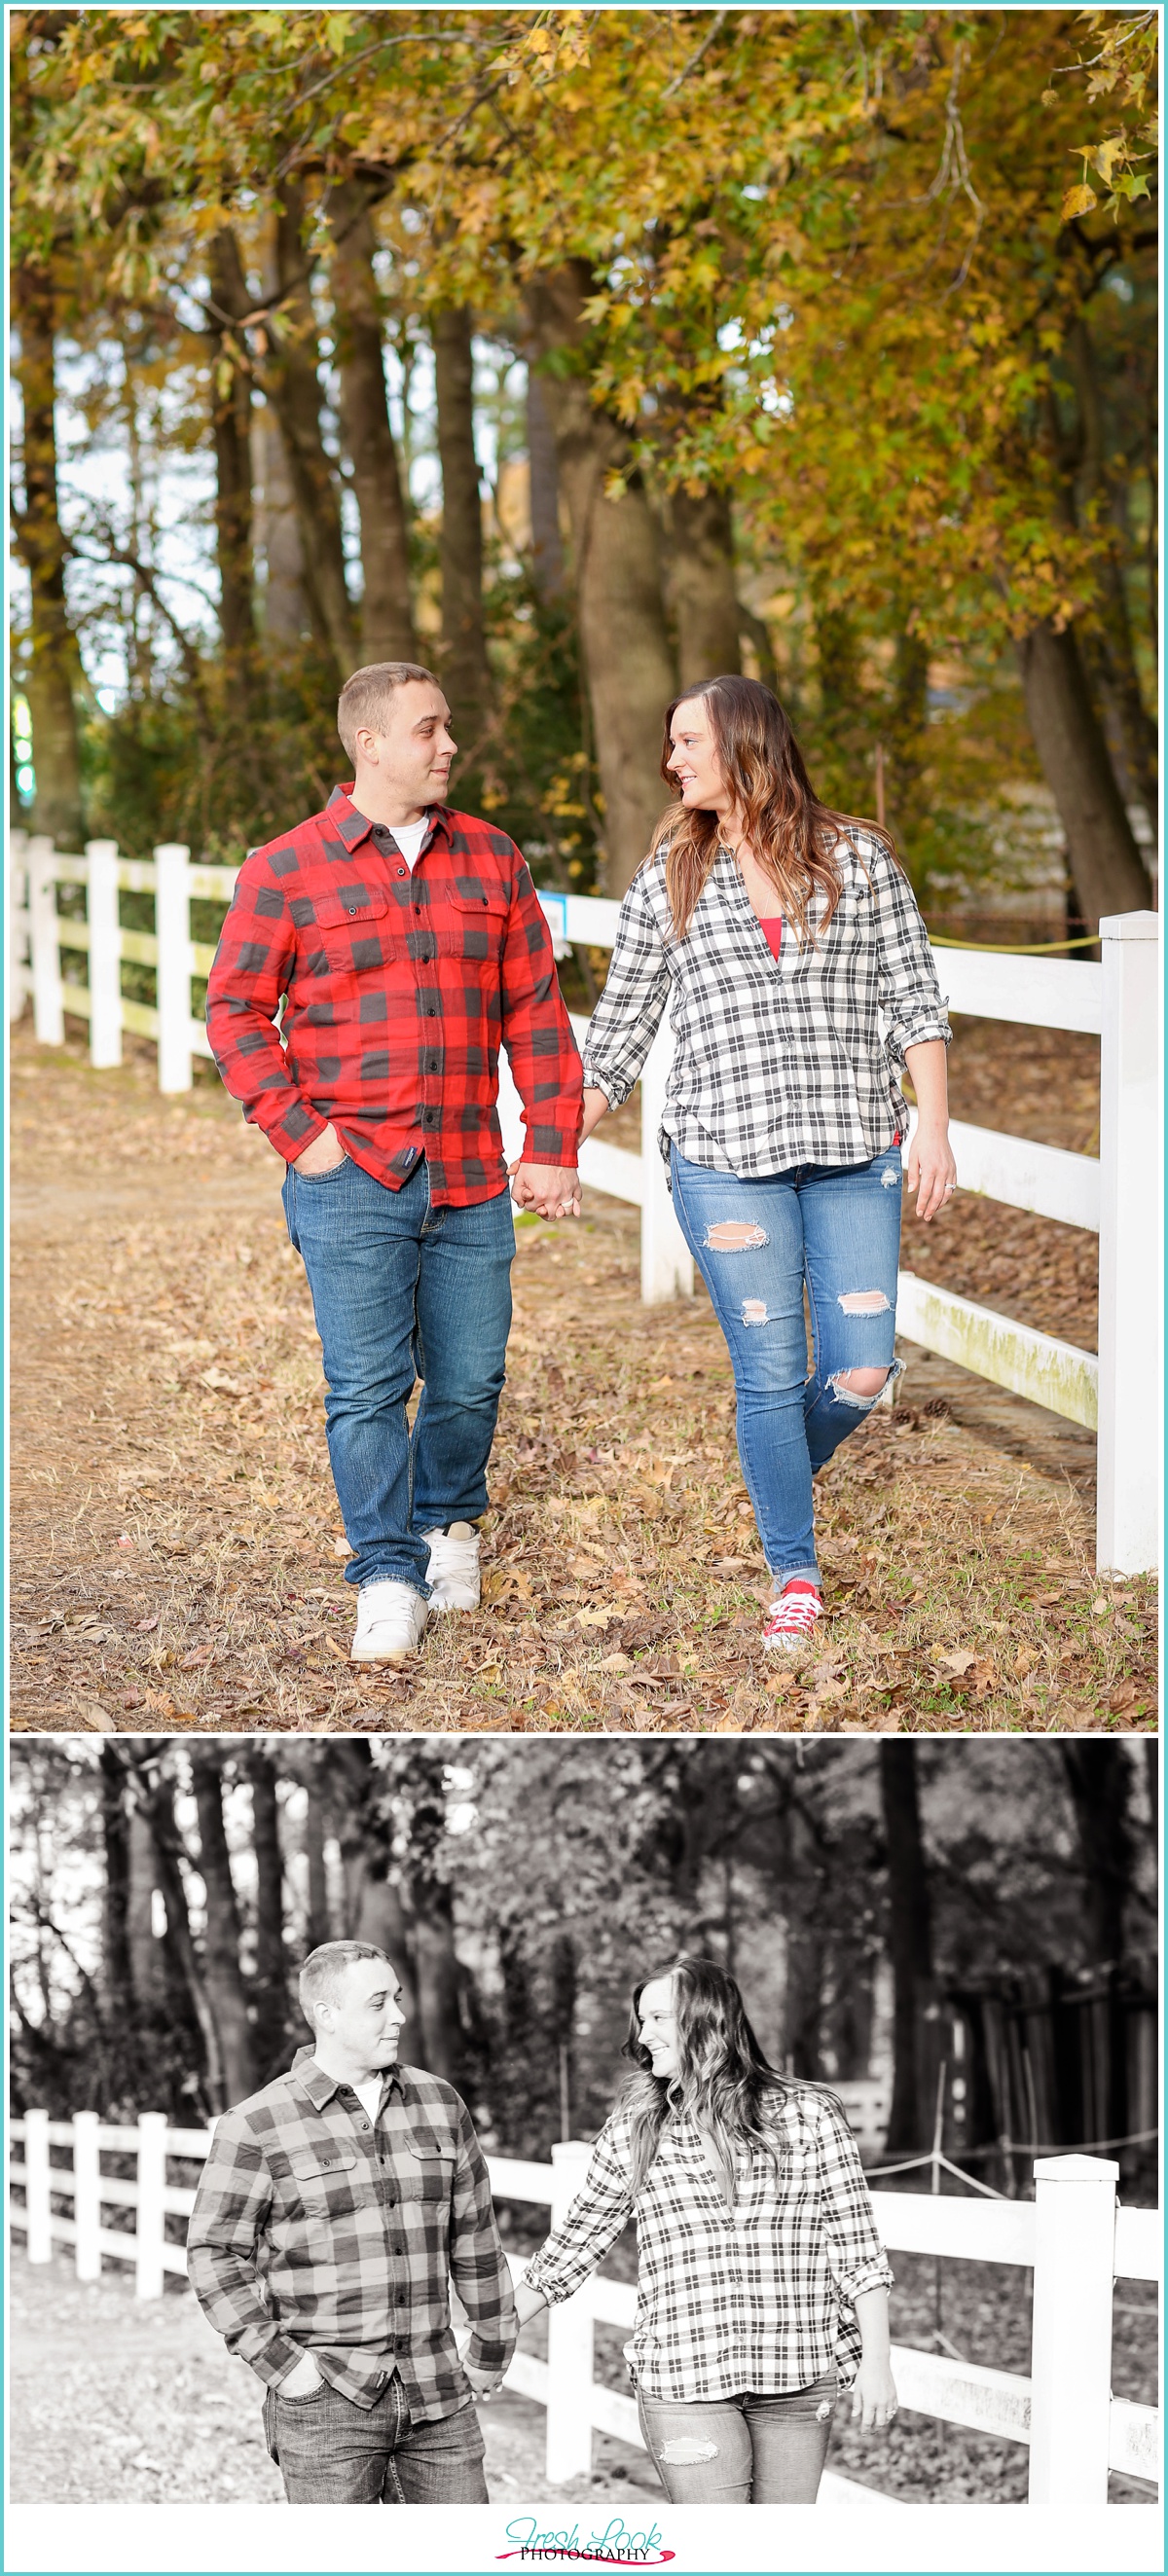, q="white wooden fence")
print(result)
[8,2118,1159,2507]
[8,838,1159,1569]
